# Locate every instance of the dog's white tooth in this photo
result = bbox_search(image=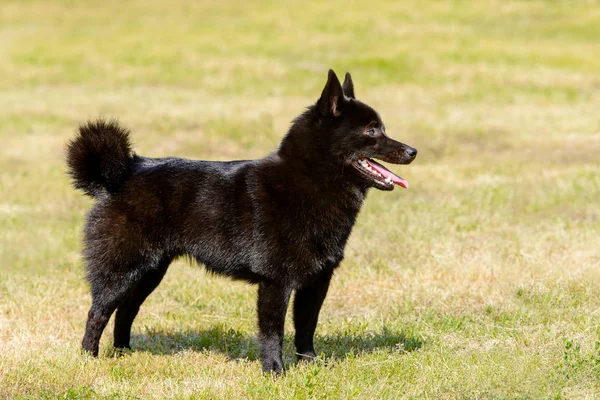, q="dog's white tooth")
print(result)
[385,175,392,183]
